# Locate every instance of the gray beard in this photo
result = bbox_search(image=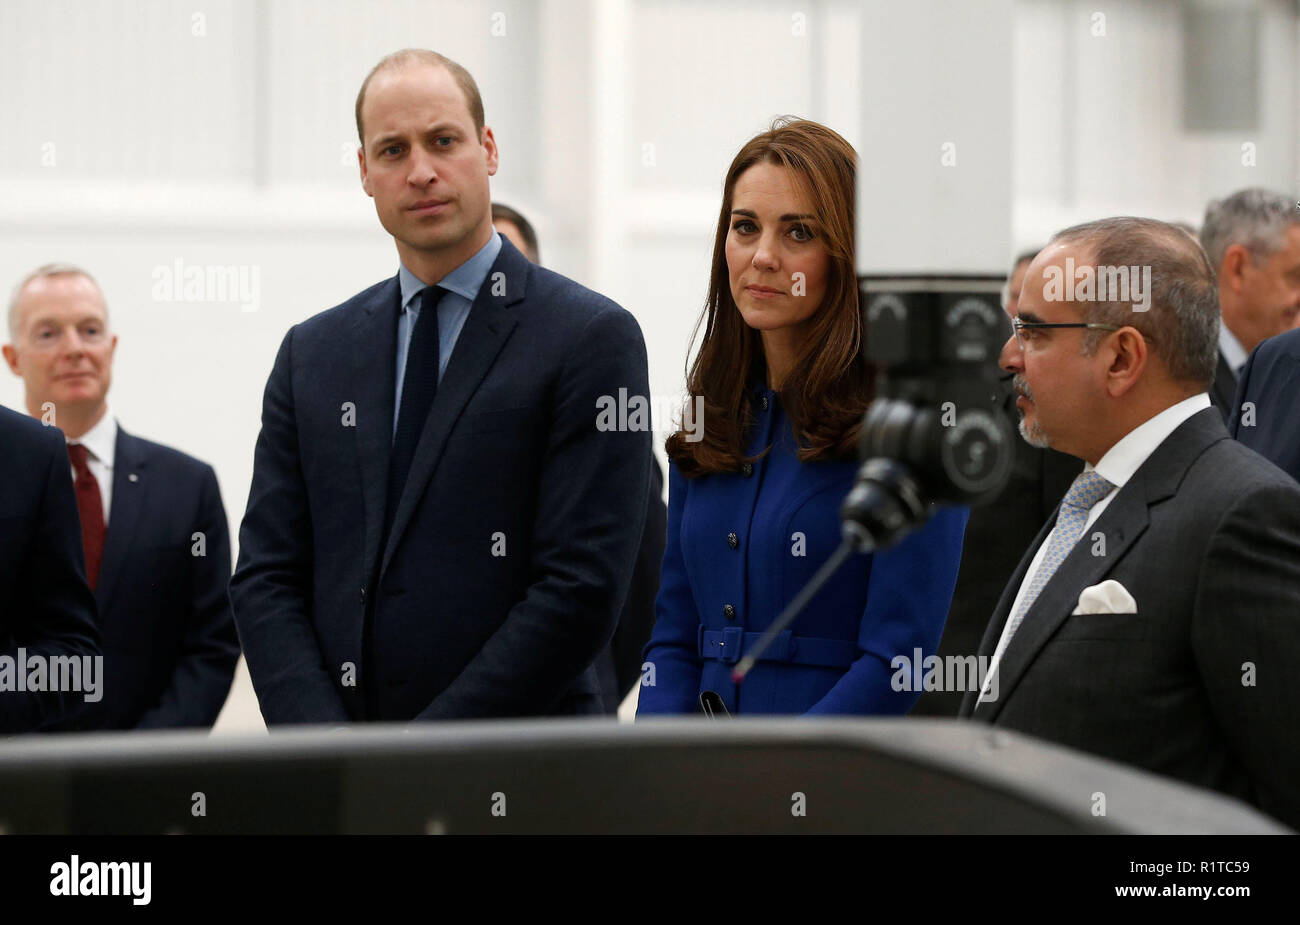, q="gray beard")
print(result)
[1018,414,1052,449]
